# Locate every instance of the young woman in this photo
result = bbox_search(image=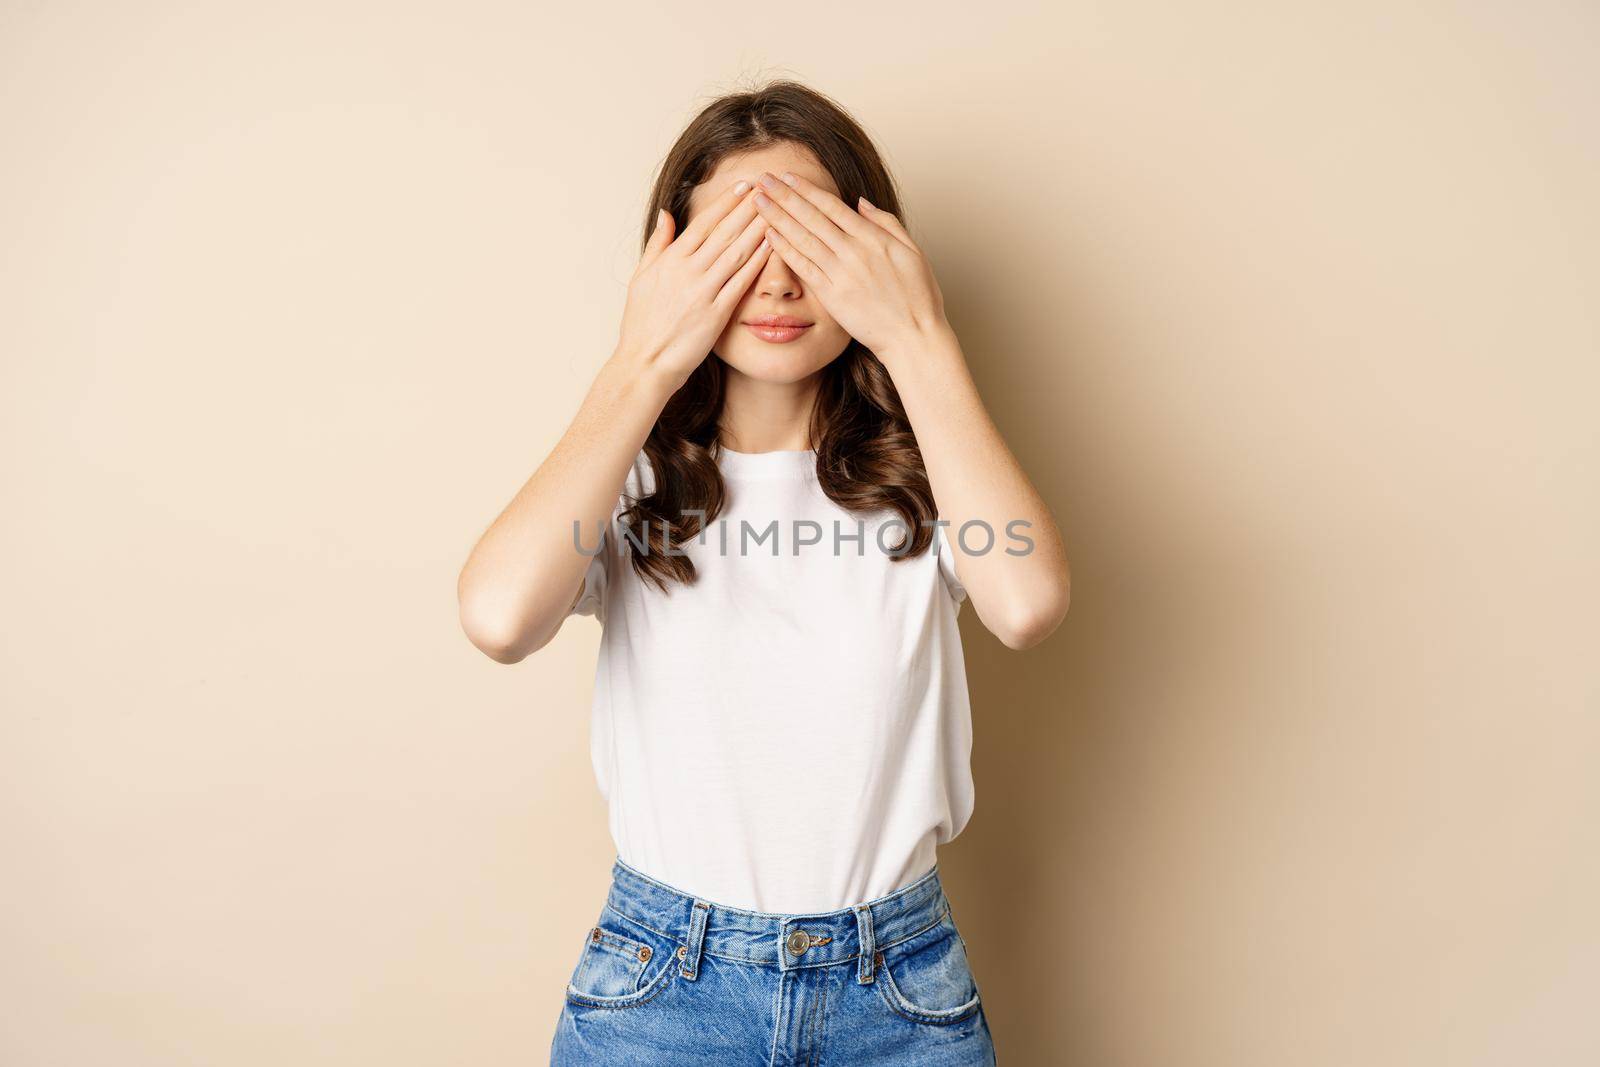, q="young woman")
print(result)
[458,81,1069,1066]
